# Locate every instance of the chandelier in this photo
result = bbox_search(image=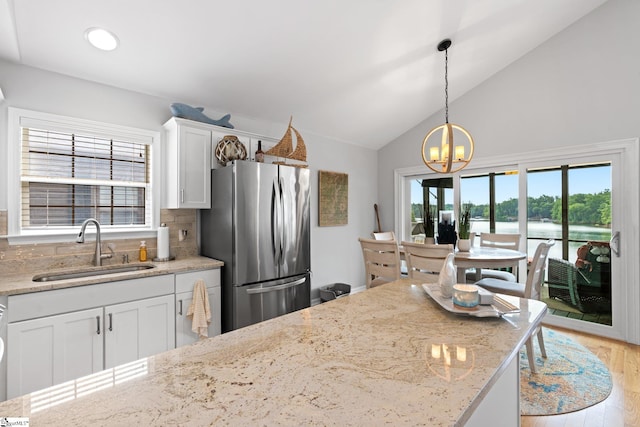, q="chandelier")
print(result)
[421,39,474,174]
